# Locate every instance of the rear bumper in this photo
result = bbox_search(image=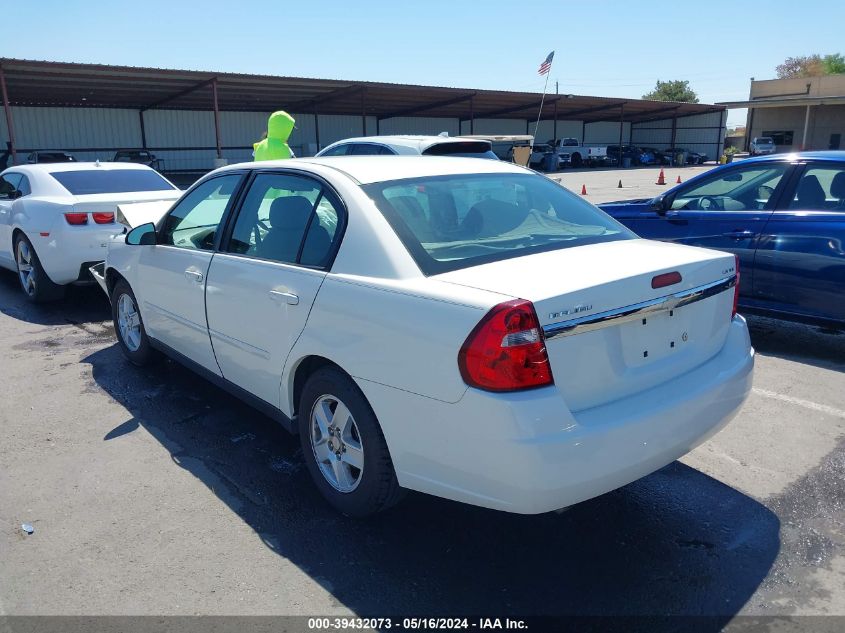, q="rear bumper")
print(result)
[361,316,754,514]
[34,226,124,285]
